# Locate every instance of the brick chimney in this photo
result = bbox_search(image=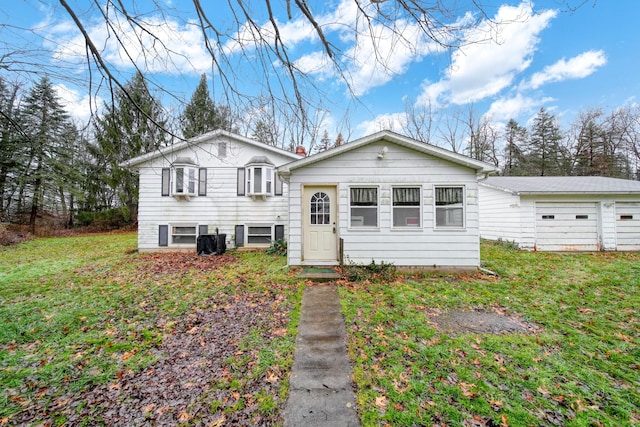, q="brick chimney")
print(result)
[295,146,307,157]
